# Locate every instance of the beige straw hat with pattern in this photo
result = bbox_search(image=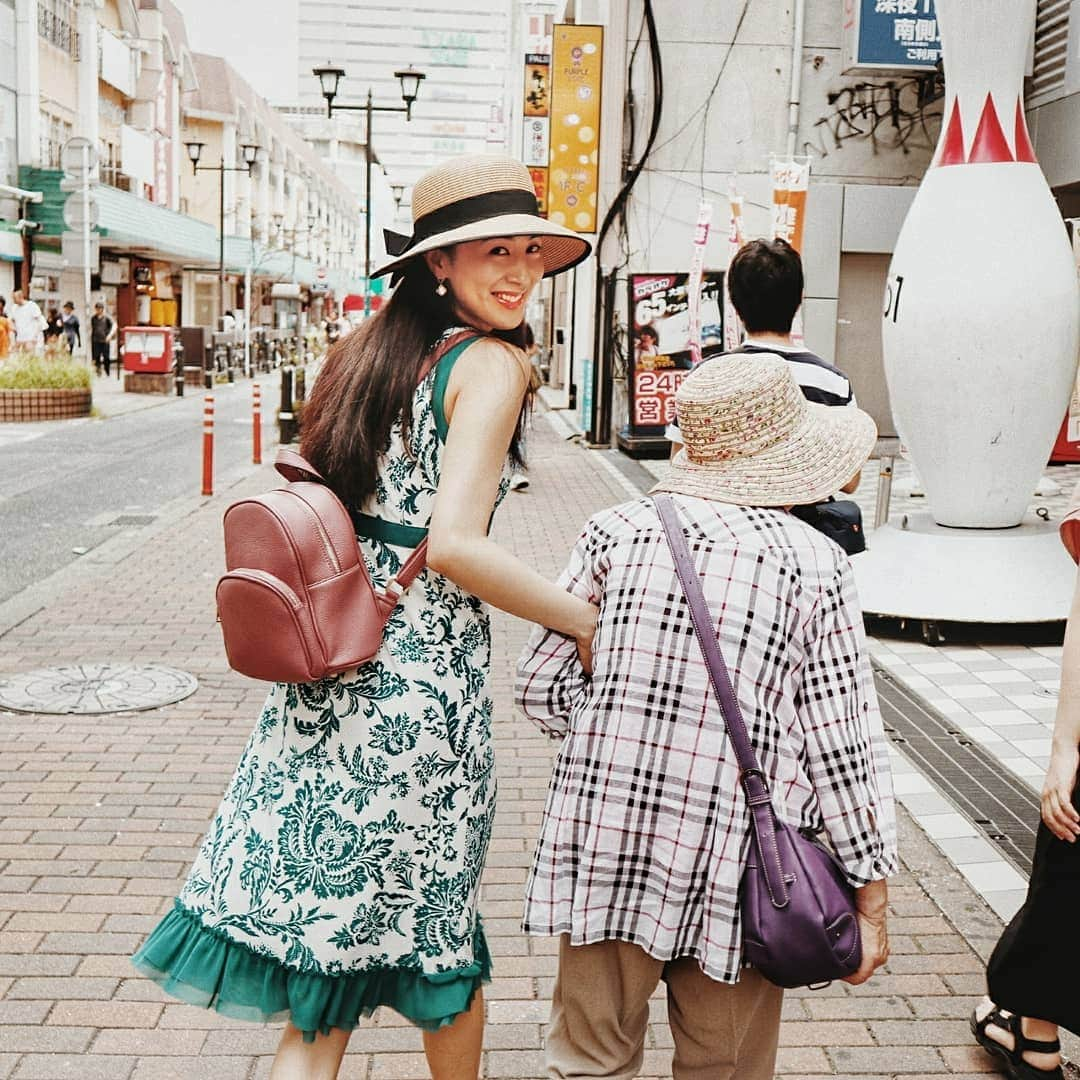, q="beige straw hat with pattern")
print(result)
[374,155,592,281]
[650,352,877,507]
